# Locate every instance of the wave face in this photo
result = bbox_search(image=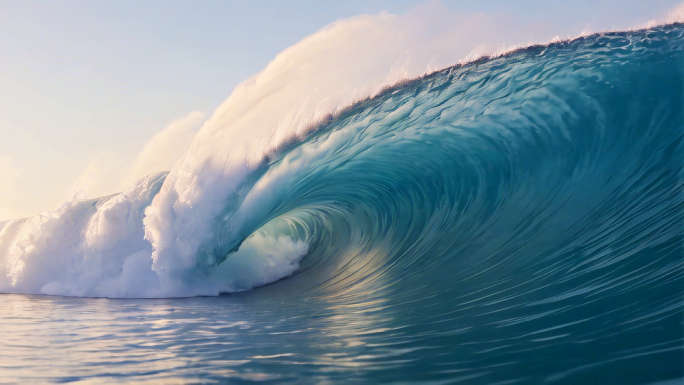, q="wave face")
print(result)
[1,24,684,382]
